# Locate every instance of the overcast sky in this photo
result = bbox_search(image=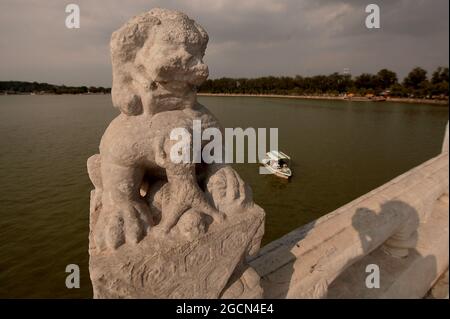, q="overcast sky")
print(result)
[0,0,448,86]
